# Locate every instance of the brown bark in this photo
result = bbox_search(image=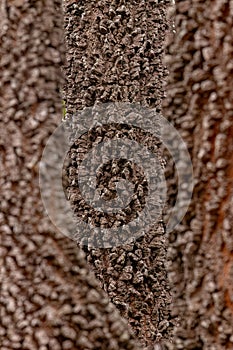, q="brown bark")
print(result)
[62,1,173,348]
[163,0,233,349]
[0,1,141,349]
